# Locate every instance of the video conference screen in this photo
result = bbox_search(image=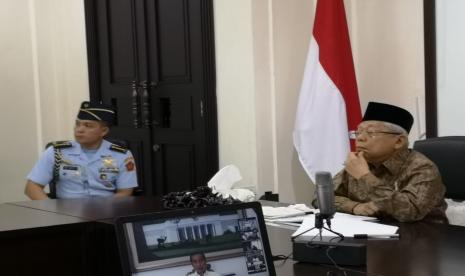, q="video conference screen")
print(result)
[122,208,271,276]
